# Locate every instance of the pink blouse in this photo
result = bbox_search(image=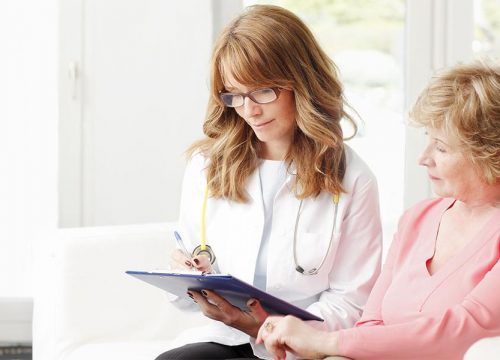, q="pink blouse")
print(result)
[338,197,500,359]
